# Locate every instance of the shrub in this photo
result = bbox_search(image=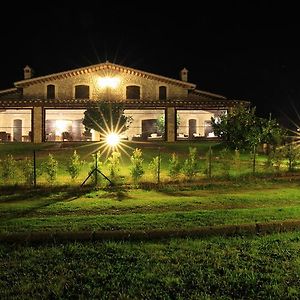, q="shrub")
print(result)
[43,154,58,183]
[67,150,82,181]
[1,154,18,183]
[130,148,144,184]
[182,147,200,180]
[106,151,121,183]
[168,152,181,179]
[21,157,34,185]
[285,143,299,172]
[219,148,232,177]
[149,156,161,183]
